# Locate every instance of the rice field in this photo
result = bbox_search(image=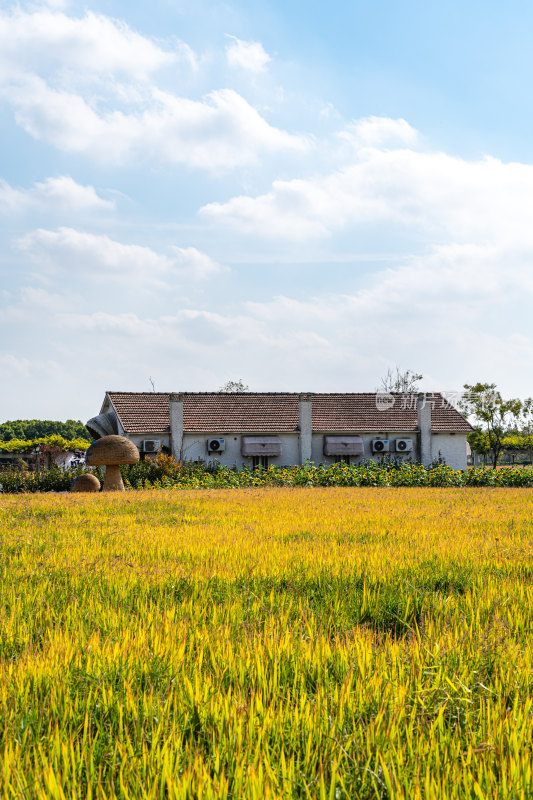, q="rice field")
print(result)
[1,487,532,799]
